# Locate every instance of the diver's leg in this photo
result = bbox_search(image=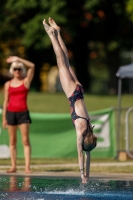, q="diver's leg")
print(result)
[48,17,81,85]
[43,19,76,97]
